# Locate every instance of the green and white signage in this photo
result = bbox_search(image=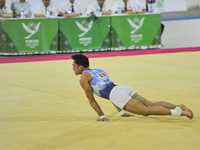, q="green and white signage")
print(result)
[0,14,162,55]
[59,16,111,52]
[0,18,58,53]
[111,14,161,49]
